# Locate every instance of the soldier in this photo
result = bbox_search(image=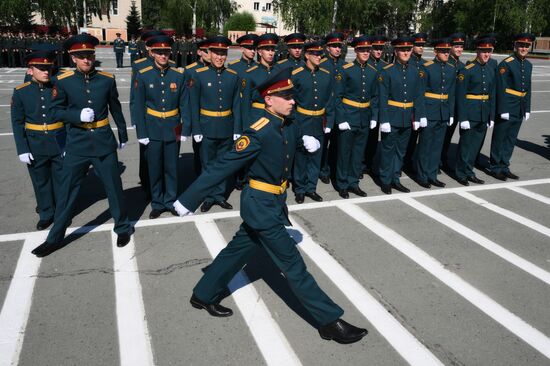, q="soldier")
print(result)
[11,49,66,231]
[275,33,306,70]
[189,36,241,212]
[334,35,378,199]
[6,31,16,68]
[172,68,367,345]
[318,32,346,184]
[16,31,28,67]
[113,32,125,68]
[179,36,190,68]
[413,38,456,188]
[378,36,426,194]
[31,34,133,257]
[291,41,335,203]
[489,33,534,181]
[128,34,139,65]
[440,32,466,171]
[134,35,187,219]
[454,37,497,186]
